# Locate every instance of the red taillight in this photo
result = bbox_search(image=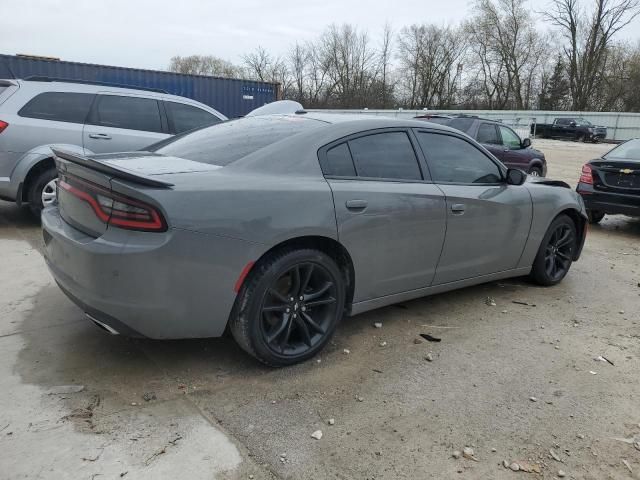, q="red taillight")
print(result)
[579,164,593,184]
[59,176,167,232]
[0,120,8,134]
